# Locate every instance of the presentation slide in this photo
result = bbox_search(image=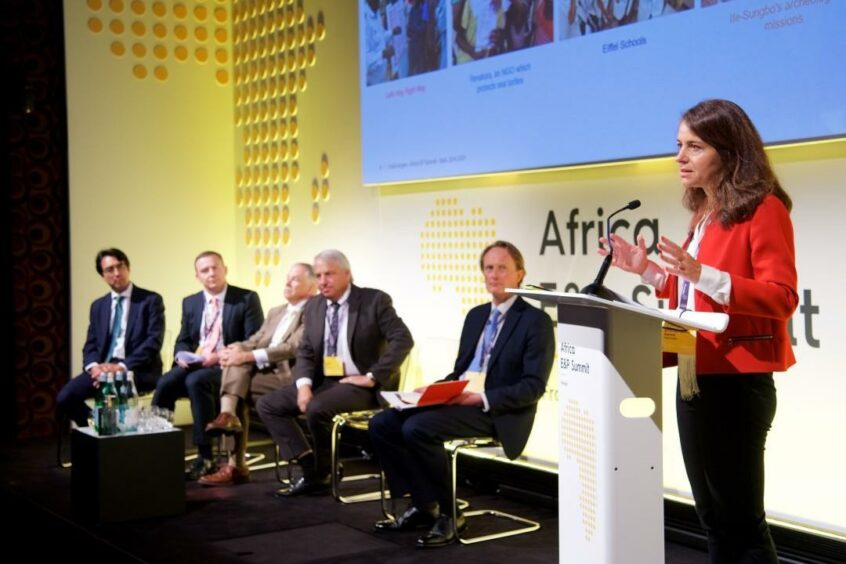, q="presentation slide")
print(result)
[359,0,845,184]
